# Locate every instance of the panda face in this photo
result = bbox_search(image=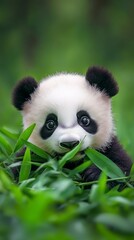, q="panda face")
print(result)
[40,111,98,140]
[39,110,98,154]
[22,73,114,155]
